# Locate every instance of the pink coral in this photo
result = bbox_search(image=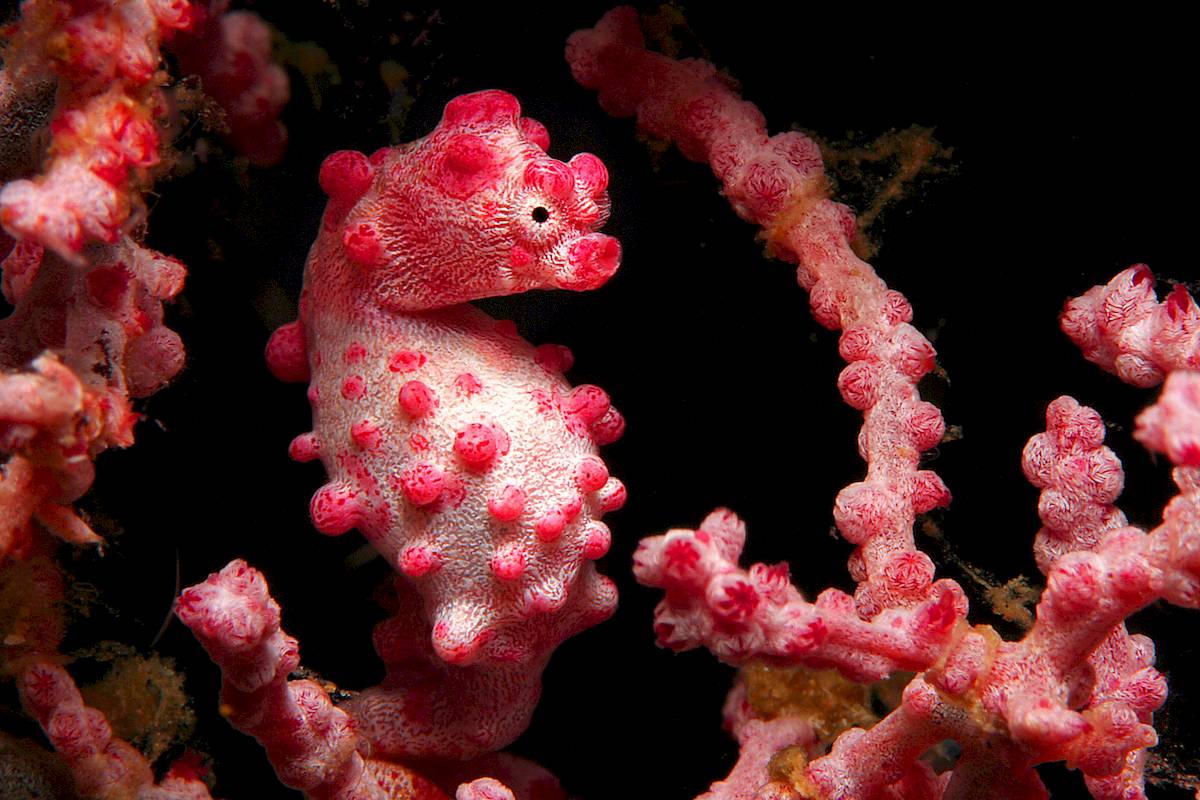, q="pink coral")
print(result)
[1062,265,1200,387]
[168,0,290,167]
[0,0,197,260]
[0,237,186,557]
[568,8,1200,799]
